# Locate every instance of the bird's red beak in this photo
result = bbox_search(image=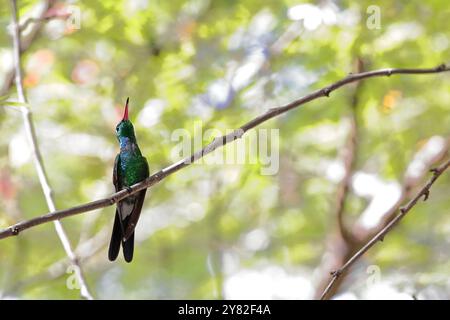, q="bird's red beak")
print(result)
[123,97,129,121]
